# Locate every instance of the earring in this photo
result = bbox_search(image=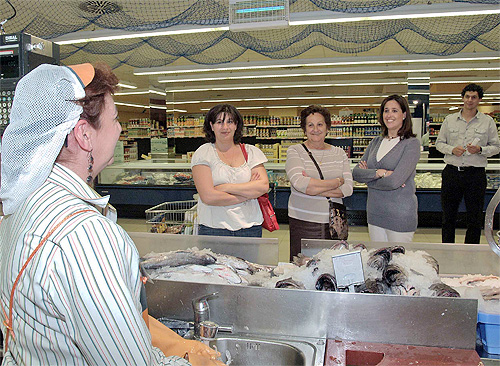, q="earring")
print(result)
[86,151,94,184]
